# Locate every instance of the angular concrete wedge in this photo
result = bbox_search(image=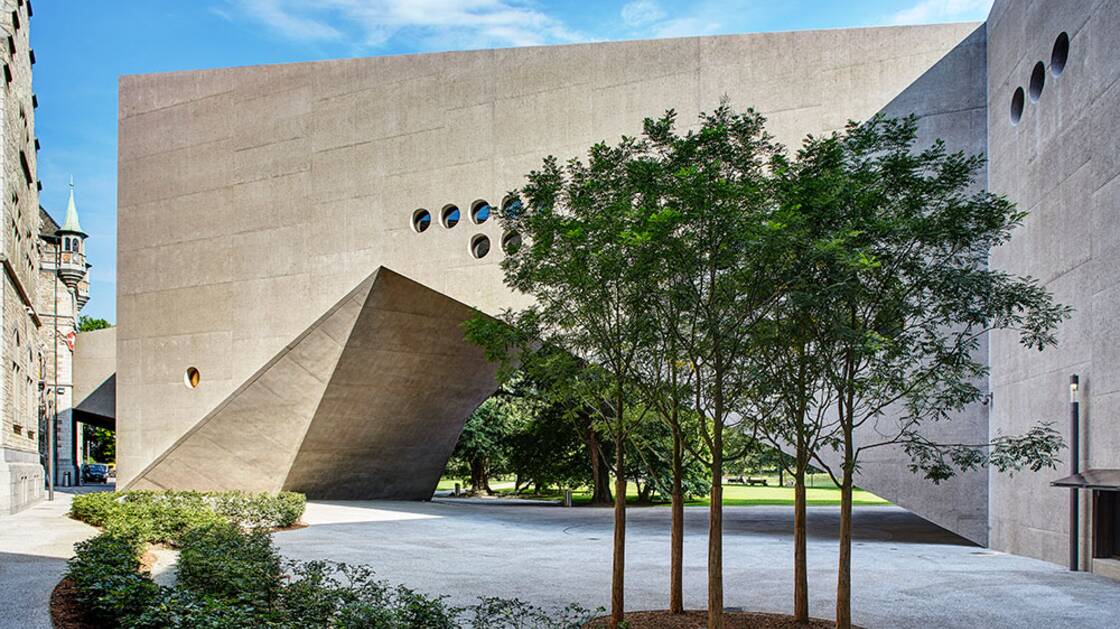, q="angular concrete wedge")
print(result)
[126,268,498,498]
